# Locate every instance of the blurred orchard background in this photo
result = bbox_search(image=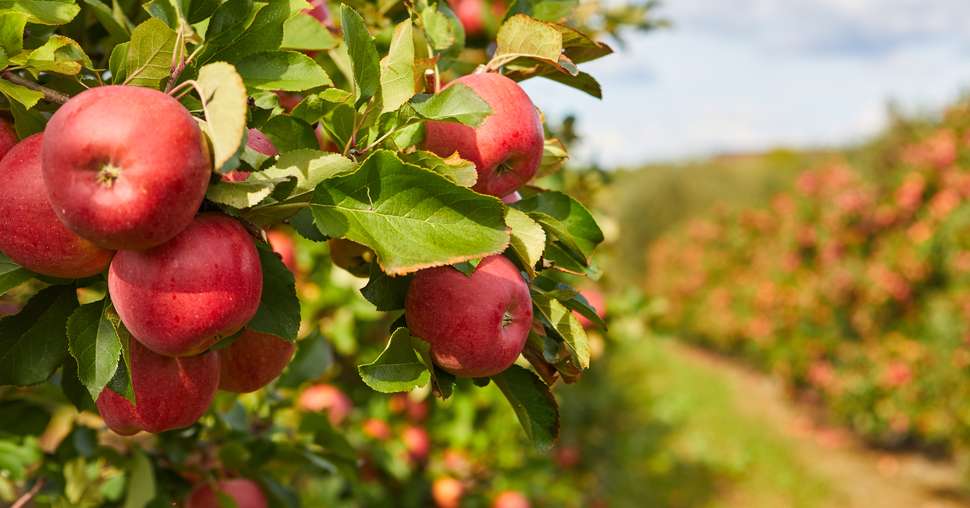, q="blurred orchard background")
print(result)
[2,0,970,507]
